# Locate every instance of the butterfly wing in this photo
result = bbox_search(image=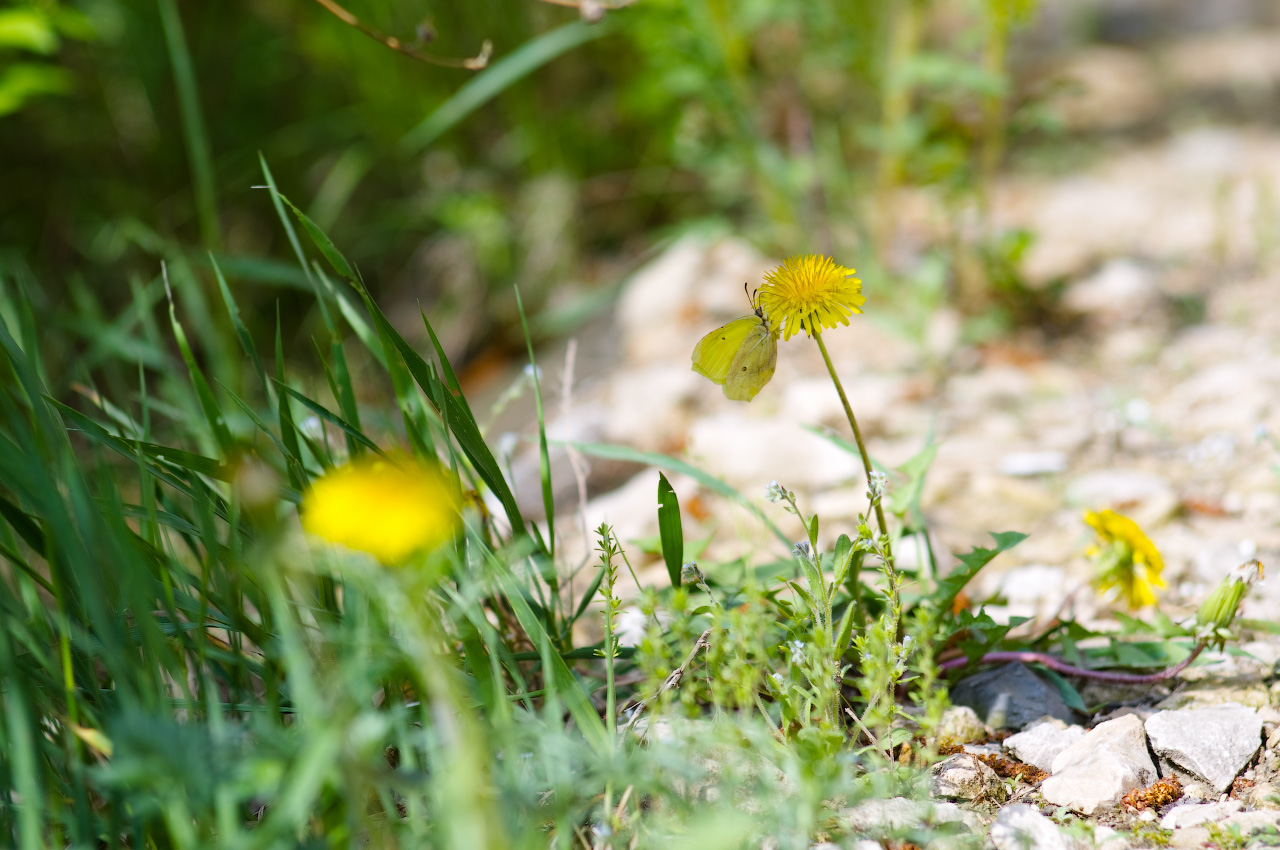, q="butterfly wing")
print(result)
[691,315,762,384]
[722,318,777,401]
